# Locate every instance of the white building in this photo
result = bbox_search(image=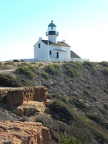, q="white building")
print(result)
[34,20,81,62]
